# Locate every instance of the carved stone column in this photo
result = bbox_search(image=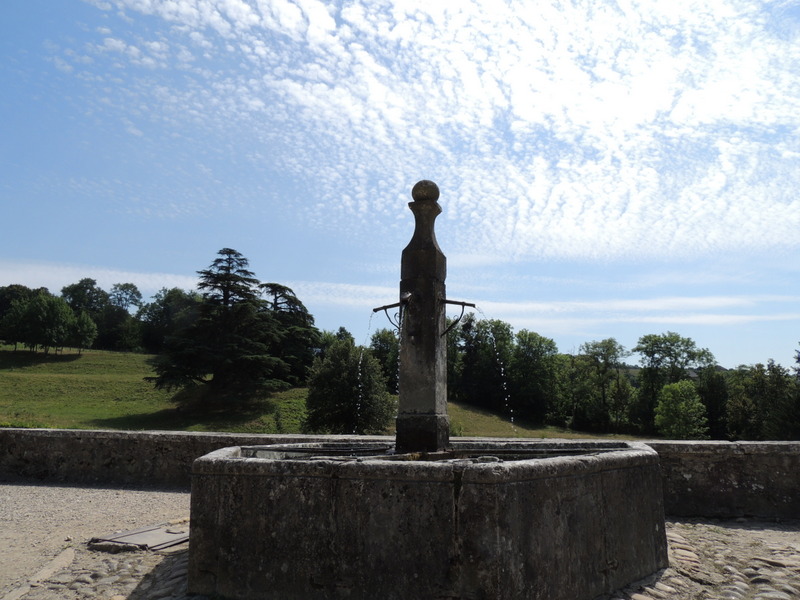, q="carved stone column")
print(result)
[396,180,449,453]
